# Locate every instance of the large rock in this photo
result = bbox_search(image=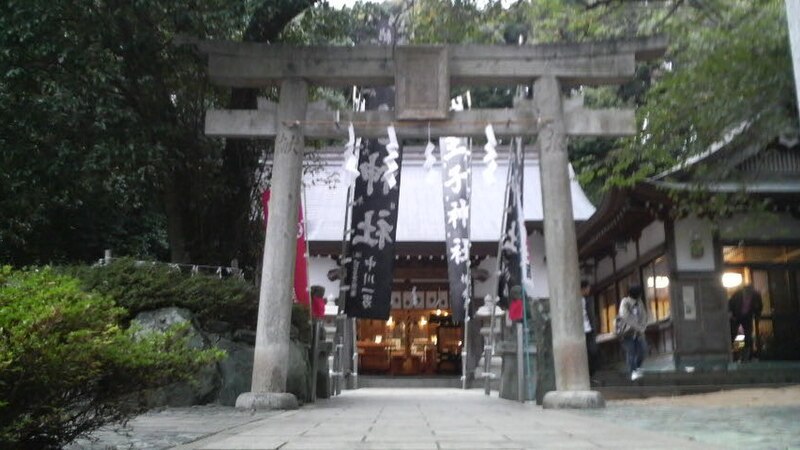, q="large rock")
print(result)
[133,307,205,349]
[286,340,311,403]
[214,337,254,406]
[133,307,220,407]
